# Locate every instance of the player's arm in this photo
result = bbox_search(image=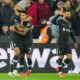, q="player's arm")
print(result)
[15,27,31,36]
[9,25,31,36]
[70,29,77,48]
[51,10,63,25]
[70,28,76,43]
[51,15,60,25]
